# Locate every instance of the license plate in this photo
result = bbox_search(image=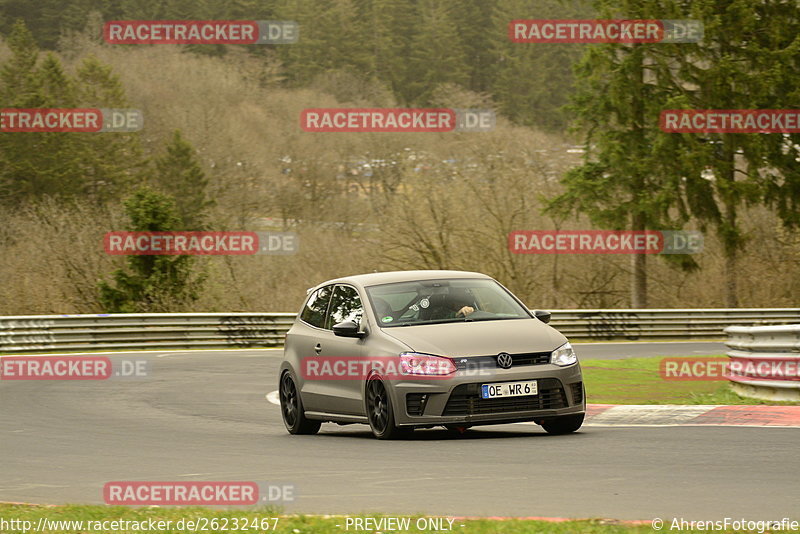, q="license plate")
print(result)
[481,380,538,399]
